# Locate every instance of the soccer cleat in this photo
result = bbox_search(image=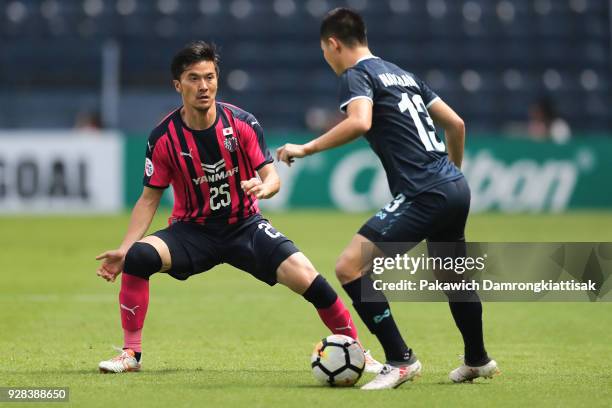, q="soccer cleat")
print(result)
[361,360,422,390]
[364,349,384,374]
[449,359,499,383]
[98,348,141,373]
